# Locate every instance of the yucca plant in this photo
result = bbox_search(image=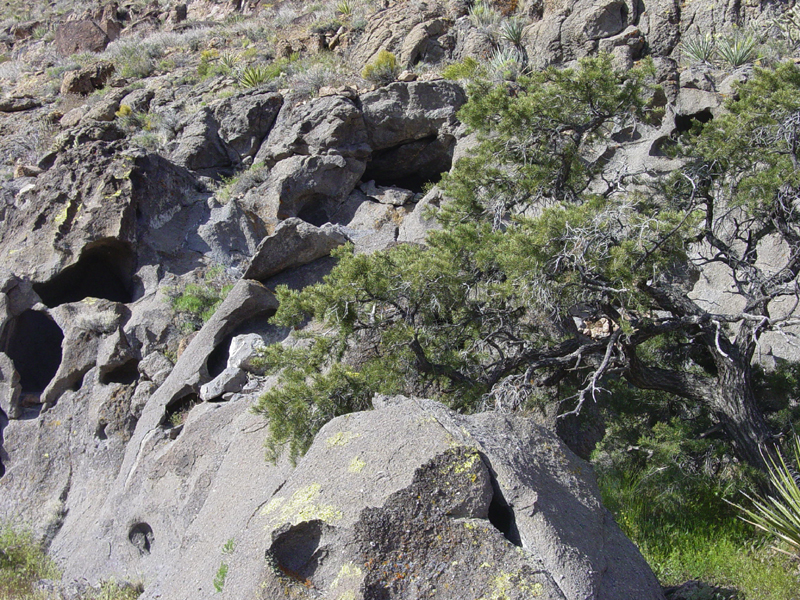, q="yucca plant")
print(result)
[219,50,240,72]
[499,16,526,48]
[733,436,800,557]
[680,32,715,64]
[238,64,270,88]
[716,30,760,67]
[336,0,354,17]
[469,0,501,29]
[487,46,526,80]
